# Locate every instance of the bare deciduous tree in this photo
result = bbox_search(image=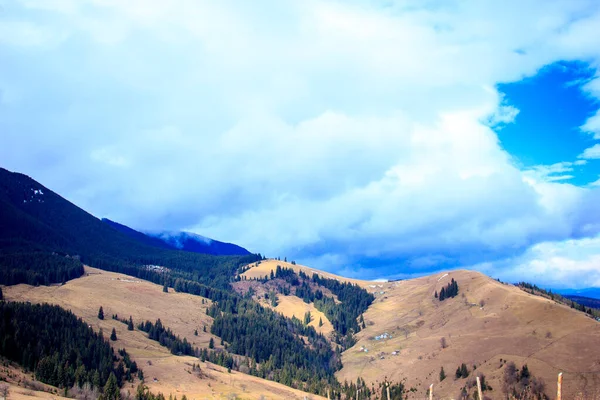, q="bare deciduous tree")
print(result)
[0,383,9,400]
